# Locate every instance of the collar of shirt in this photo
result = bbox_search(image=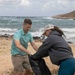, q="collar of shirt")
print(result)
[21,29,29,36]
